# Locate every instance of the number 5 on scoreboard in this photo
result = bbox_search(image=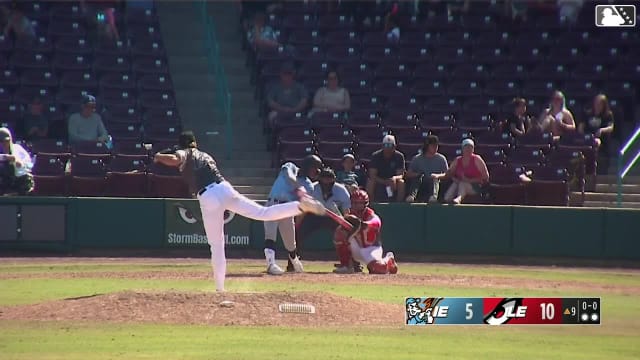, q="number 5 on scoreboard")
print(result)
[540,302,555,320]
[466,303,473,320]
